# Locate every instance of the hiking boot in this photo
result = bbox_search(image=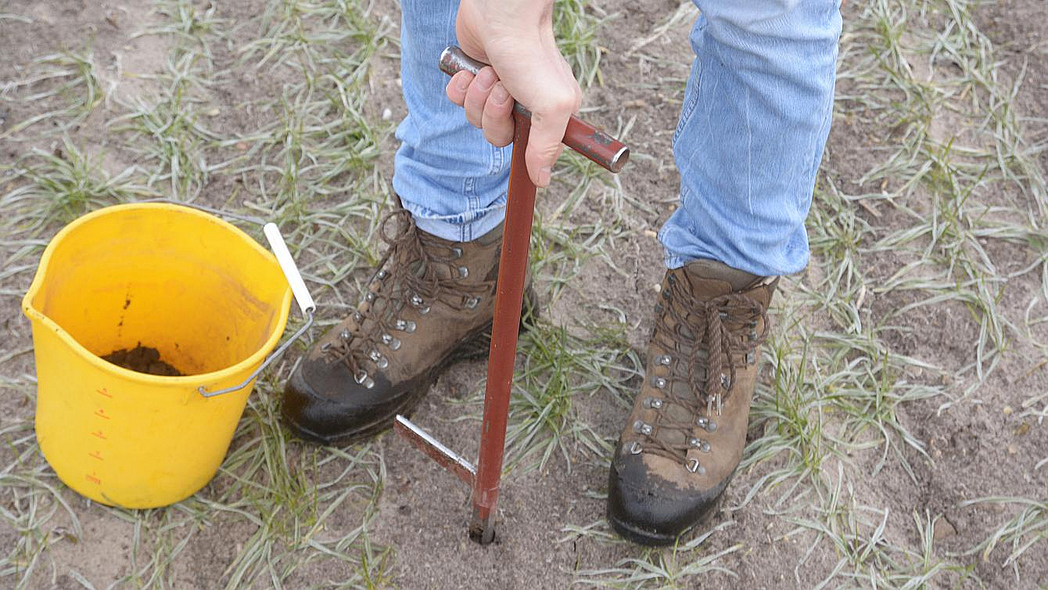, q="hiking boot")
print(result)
[283,205,524,445]
[607,259,777,545]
